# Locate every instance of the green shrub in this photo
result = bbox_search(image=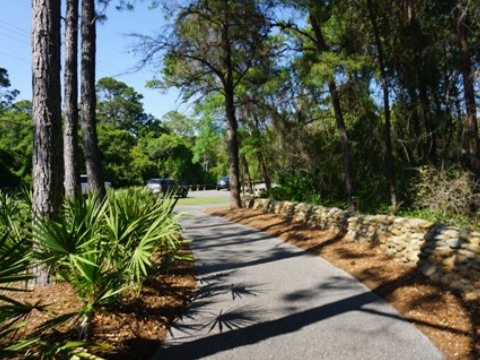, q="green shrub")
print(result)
[0,232,40,357]
[104,188,185,292]
[263,174,321,204]
[29,188,187,340]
